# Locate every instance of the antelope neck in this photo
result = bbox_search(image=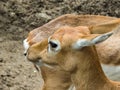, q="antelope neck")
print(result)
[71,47,111,90]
